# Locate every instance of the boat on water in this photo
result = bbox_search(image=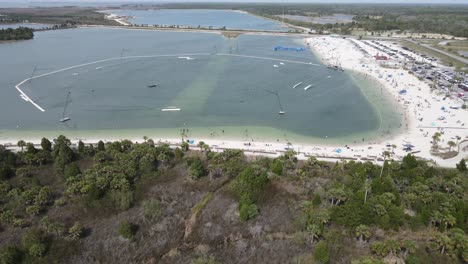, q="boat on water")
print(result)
[278,111,286,115]
[273,65,279,68]
[147,83,159,88]
[304,85,313,91]
[95,67,103,70]
[59,92,71,123]
[161,106,181,112]
[178,56,194,60]
[292,82,302,89]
